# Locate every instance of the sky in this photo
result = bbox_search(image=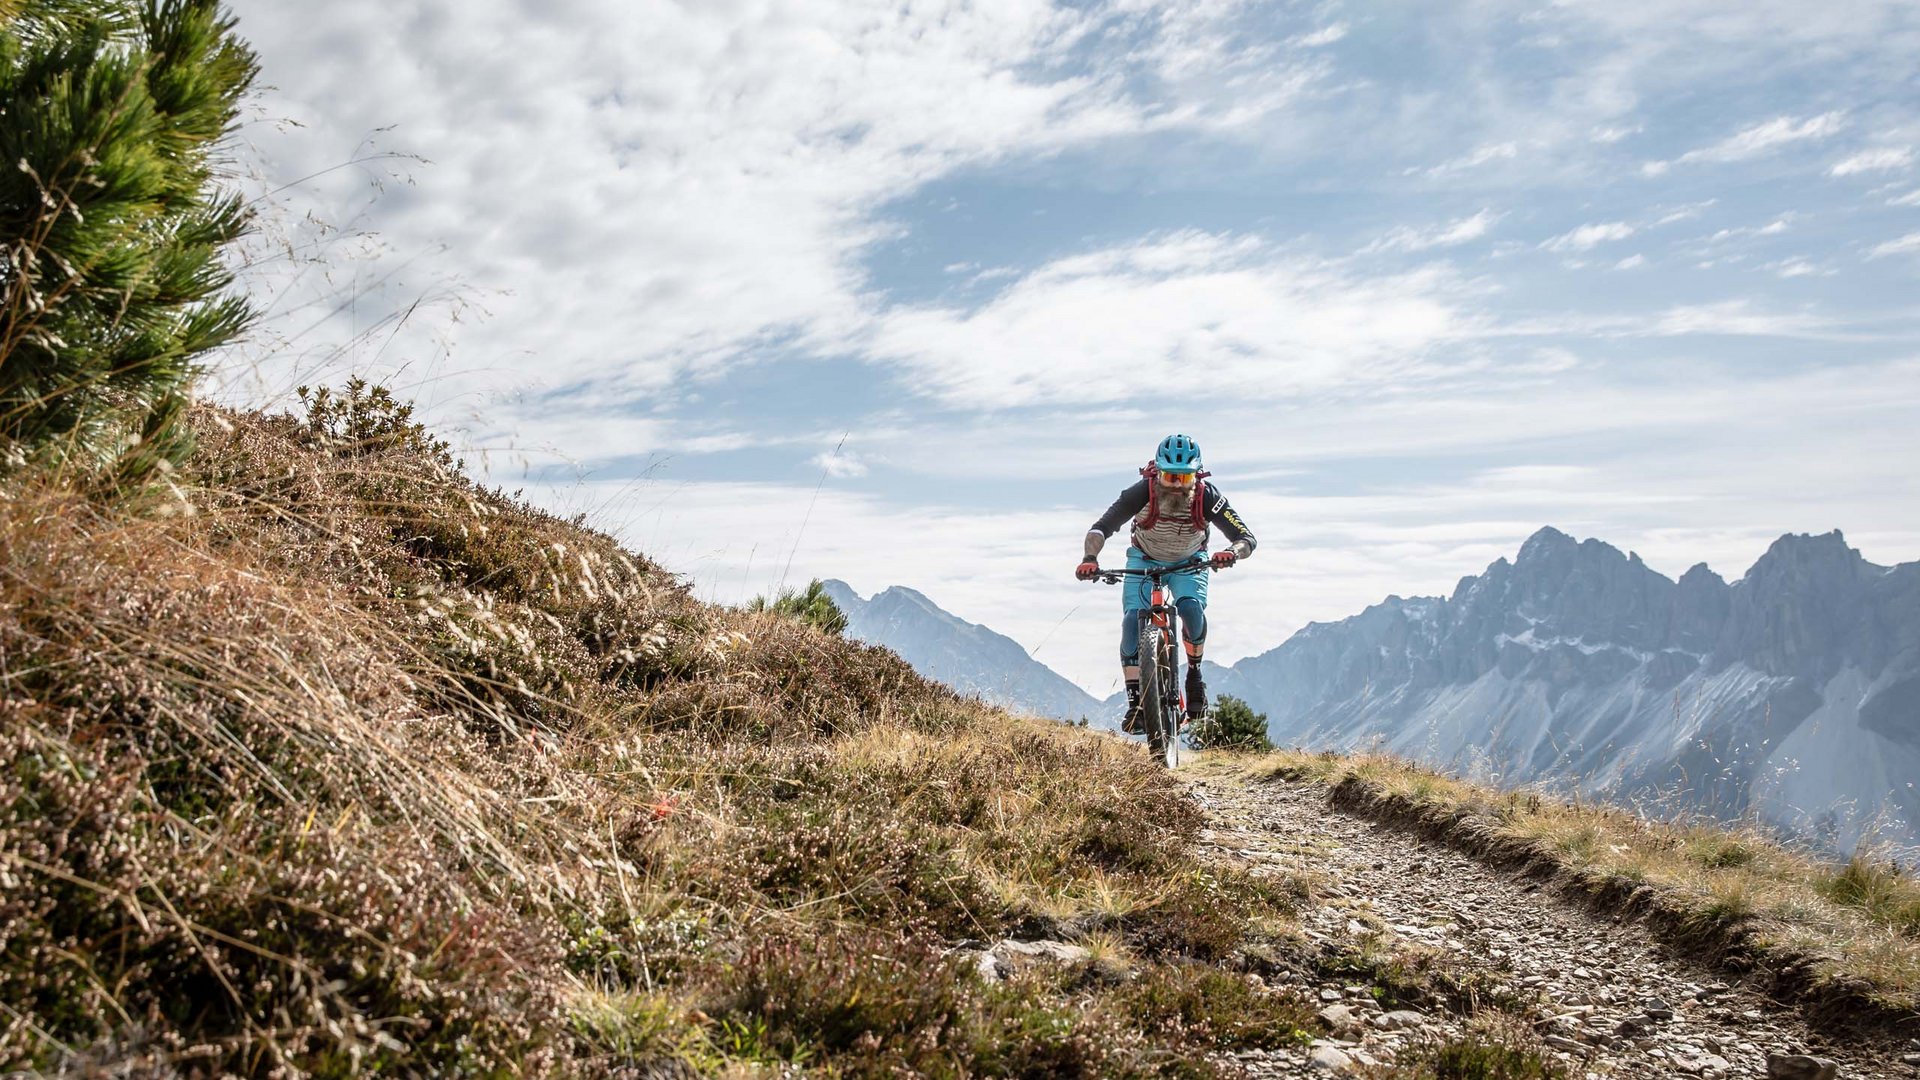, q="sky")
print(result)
[215,0,1920,698]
